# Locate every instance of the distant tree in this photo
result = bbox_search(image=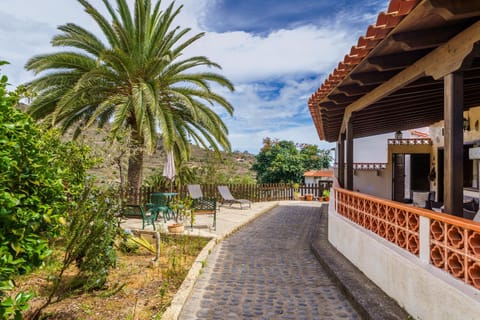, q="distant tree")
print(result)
[300,144,332,170]
[252,139,303,183]
[251,138,332,183]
